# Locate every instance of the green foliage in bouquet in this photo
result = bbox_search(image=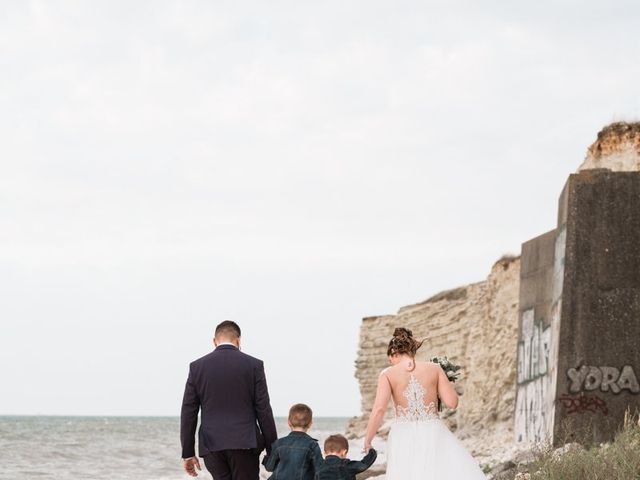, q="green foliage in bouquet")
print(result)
[430,356,462,411]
